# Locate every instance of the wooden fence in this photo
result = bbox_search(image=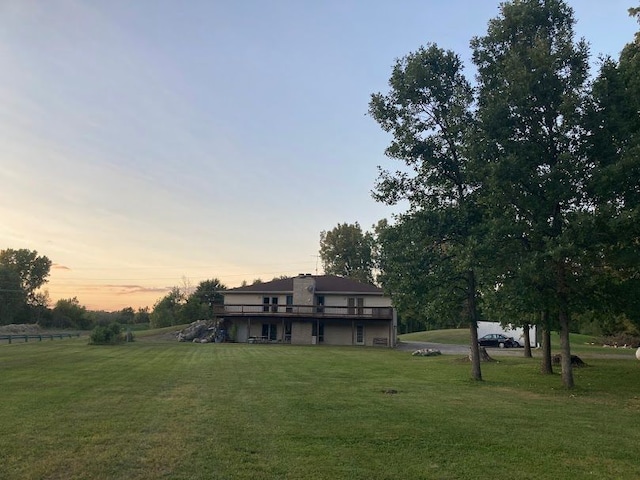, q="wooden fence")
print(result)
[0,333,81,344]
